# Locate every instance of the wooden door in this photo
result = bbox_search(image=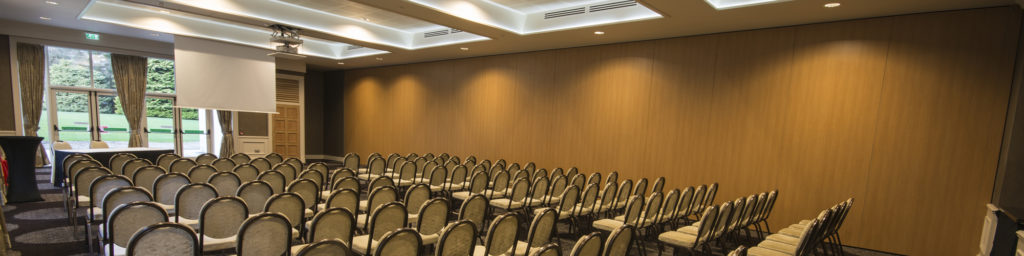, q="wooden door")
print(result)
[272,104,300,159]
